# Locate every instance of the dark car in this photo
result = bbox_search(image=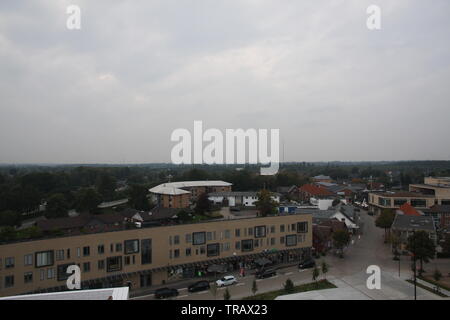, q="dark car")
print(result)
[298,259,316,269]
[188,280,210,292]
[255,269,277,279]
[154,287,179,299]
